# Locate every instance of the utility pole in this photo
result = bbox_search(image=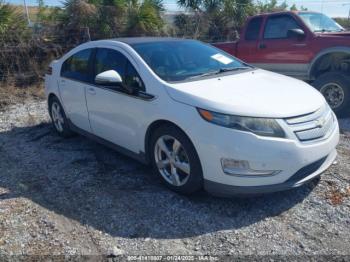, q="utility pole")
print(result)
[23,0,32,27]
